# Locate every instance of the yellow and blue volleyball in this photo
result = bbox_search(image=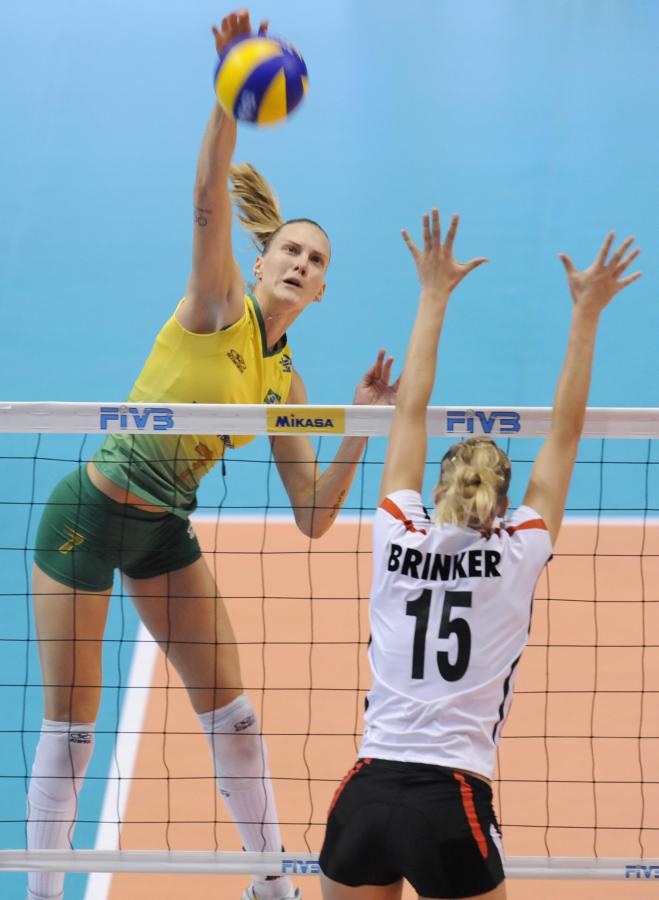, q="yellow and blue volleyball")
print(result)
[214,34,308,125]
